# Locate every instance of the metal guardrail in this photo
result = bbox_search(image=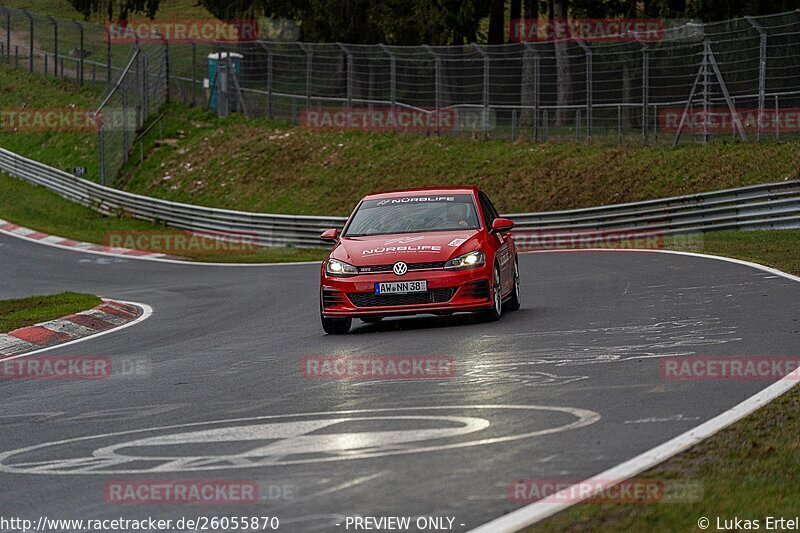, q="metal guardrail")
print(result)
[0,146,798,249]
